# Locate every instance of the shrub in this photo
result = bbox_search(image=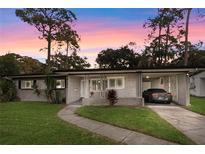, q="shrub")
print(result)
[62,97,66,103]
[107,89,118,106]
[0,78,18,102]
[32,83,41,96]
[44,75,63,104]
